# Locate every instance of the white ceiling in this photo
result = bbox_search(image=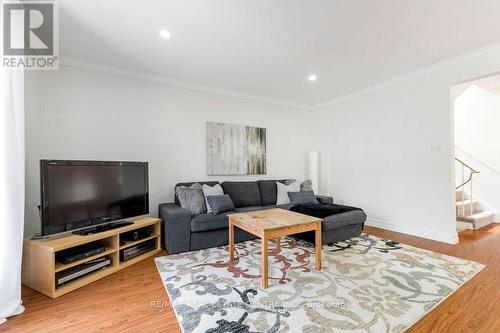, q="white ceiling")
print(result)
[59,0,500,108]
